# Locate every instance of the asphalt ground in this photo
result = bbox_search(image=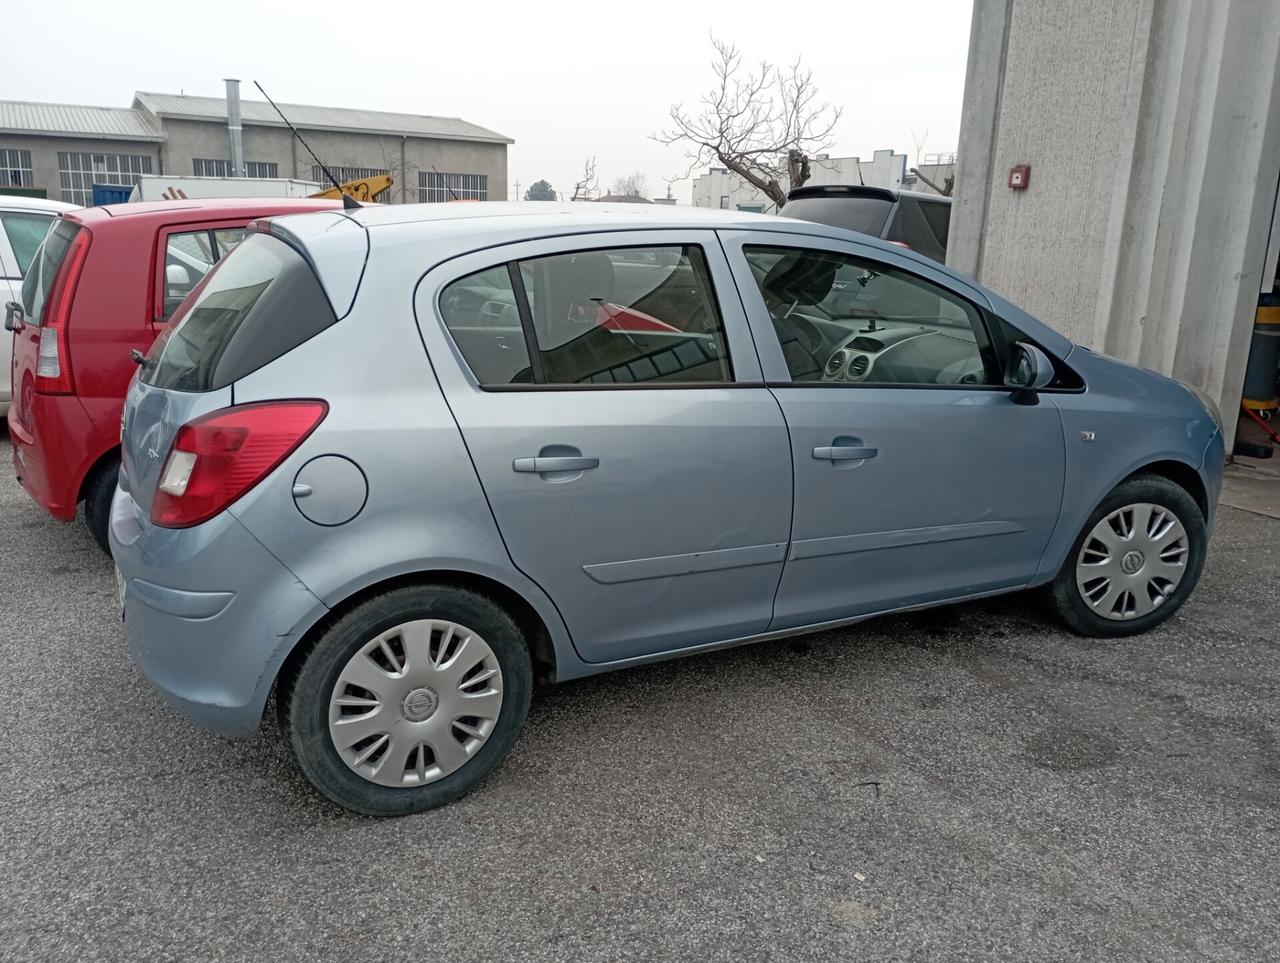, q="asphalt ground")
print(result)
[1,428,1277,962]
